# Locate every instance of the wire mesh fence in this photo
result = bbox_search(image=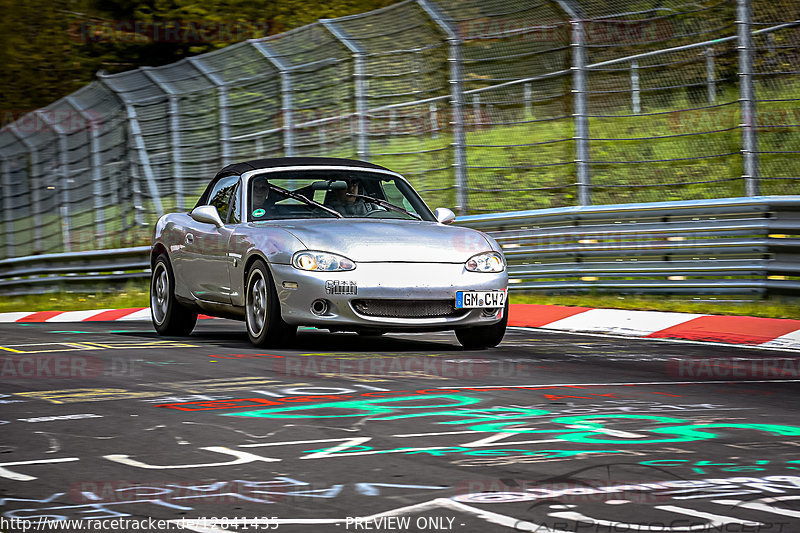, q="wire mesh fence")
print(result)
[0,0,797,259]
